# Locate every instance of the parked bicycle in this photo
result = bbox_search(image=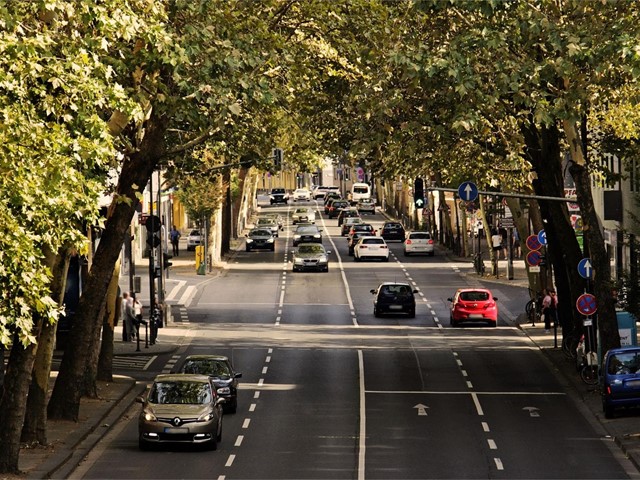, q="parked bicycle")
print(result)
[575,334,599,385]
[562,330,582,360]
